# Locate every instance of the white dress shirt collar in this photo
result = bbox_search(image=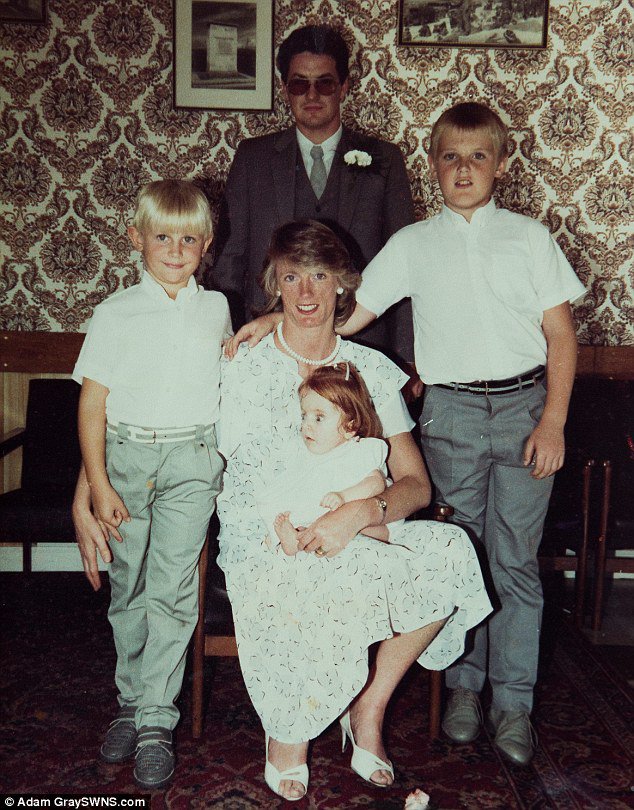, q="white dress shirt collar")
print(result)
[140,269,199,303]
[296,125,343,176]
[439,197,497,229]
